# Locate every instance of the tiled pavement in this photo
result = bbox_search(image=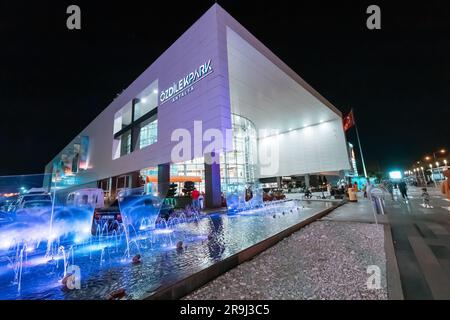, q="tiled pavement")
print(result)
[203,188,450,299]
[323,187,450,300]
[385,187,450,300]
